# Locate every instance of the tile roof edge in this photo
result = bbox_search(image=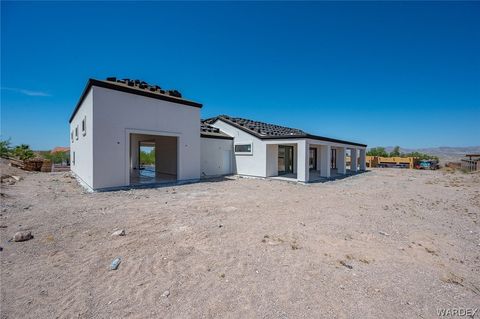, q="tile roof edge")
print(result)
[214,115,366,147]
